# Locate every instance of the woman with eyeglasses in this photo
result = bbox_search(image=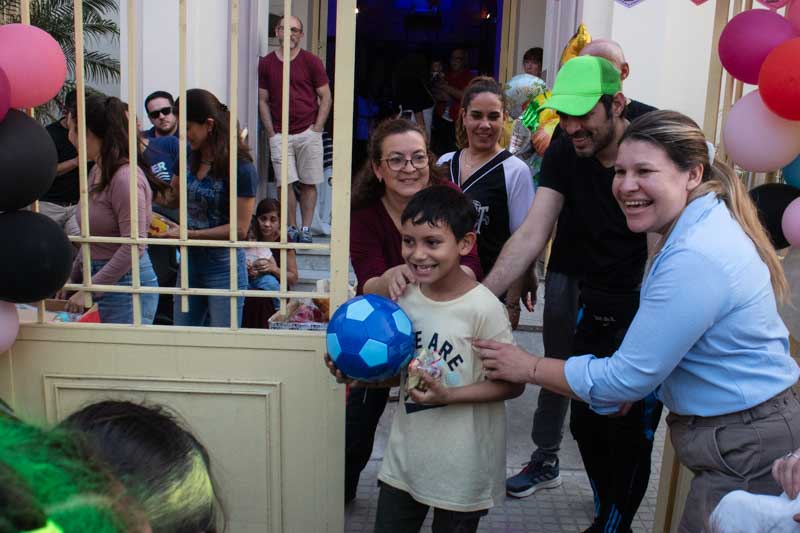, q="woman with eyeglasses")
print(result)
[438,76,536,326]
[345,118,483,503]
[62,95,169,324]
[158,88,258,327]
